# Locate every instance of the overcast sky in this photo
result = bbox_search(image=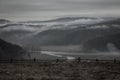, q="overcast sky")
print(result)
[0,0,120,21]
